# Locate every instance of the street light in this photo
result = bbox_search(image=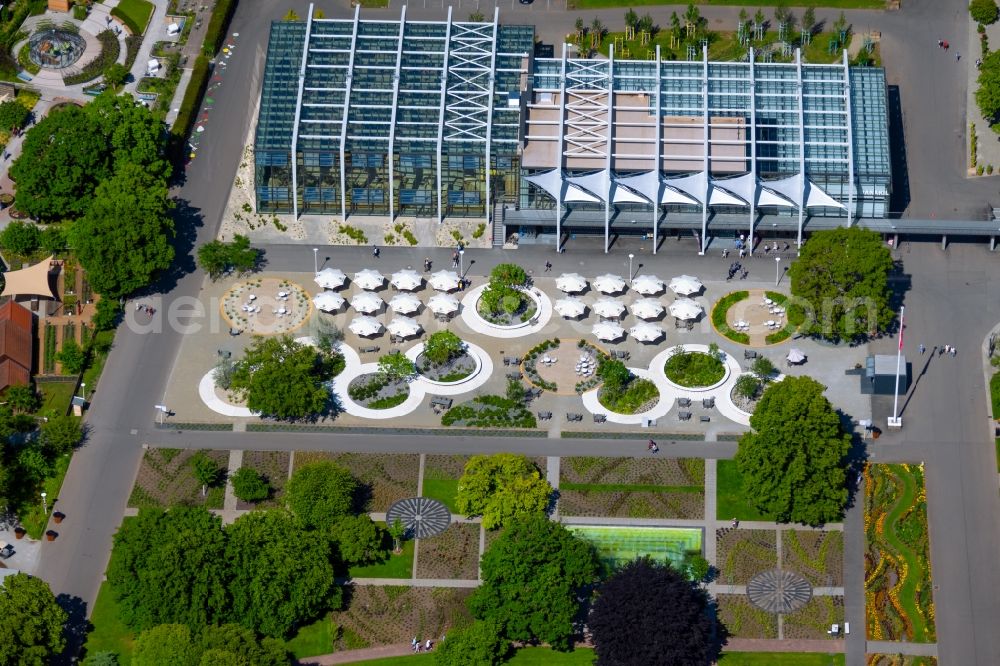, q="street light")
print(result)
[40,492,47,515]
[312,247,319,274]
[775,256,781,286]
[628,253,635,284]
[459,249,465,278]
[80,382,86,402]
